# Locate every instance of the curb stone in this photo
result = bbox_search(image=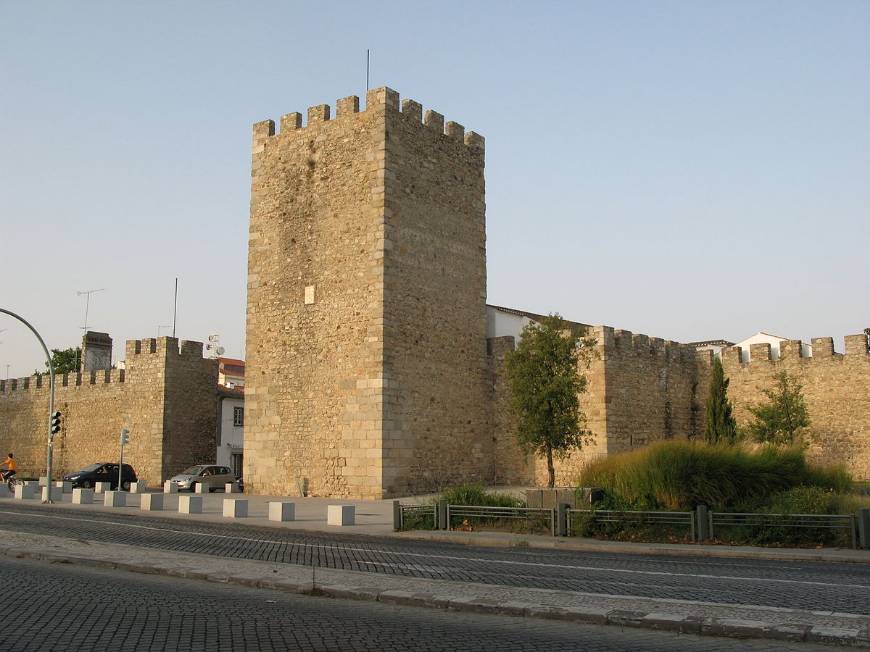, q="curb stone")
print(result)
[0,542,868,648]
